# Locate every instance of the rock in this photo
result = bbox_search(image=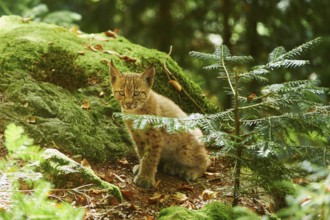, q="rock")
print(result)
[0,15,216,162]
[40,148,122,201]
